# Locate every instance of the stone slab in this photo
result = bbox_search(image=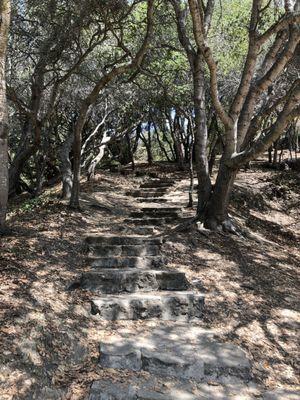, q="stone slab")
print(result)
[88,244,161,258]
[81,269,189,293]
[86,236,163,246]
[130,212,180,219]
[130,191,167,198]
[141,350,204,381]
[96,325,251,381]
[91,291,205,320]
[89,380,136,400]
[124,218,167,226]
[87,256,164,269]
[100,343,142,371]
[88,377,260,400]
